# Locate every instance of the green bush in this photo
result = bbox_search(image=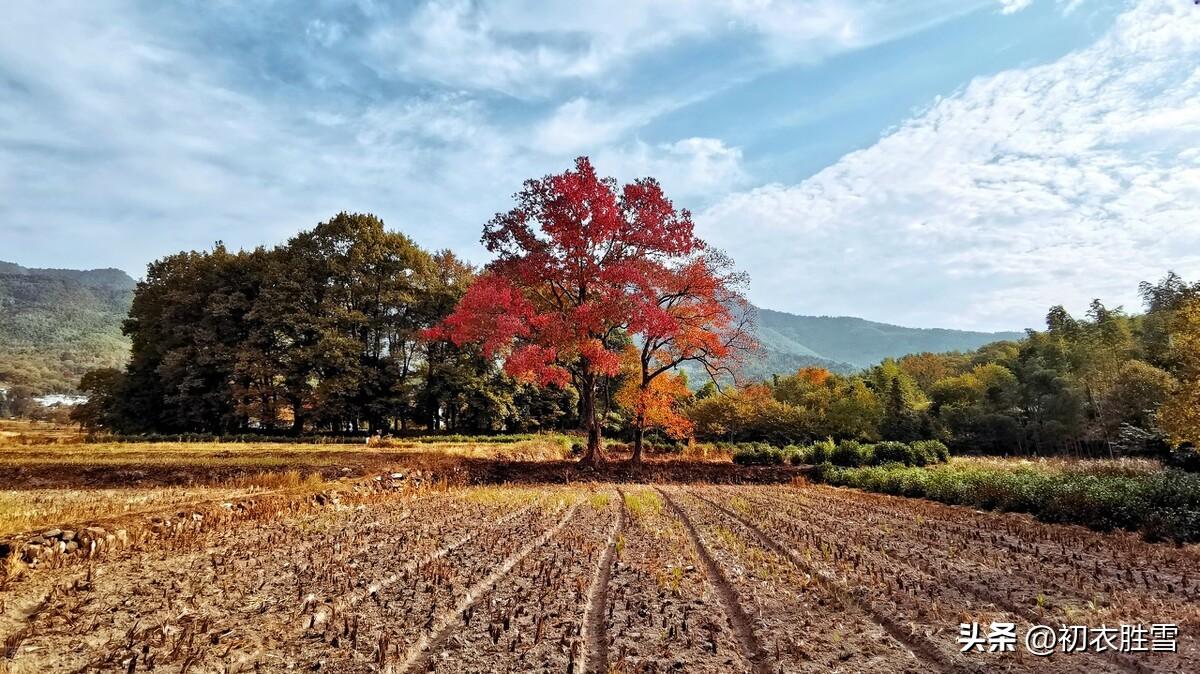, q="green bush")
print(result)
[733,442,790,466]
[871,441,913,466]
[806,439,836,465]
[832,440,872,467]
[734,438,950,468]
[1165,445,1200,473]
[911,439,950,464]
[813,461,1200,544]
